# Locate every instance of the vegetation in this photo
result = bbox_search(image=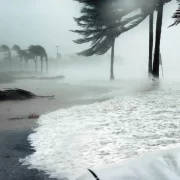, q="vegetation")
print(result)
[28,45,48,73]
[0,0,177,79]
[170,0,180,26]
[12,45,28,70]
[72,0,152,80]
[0,45,12,70]
[72,0,172,80]
[0,44,48,73]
